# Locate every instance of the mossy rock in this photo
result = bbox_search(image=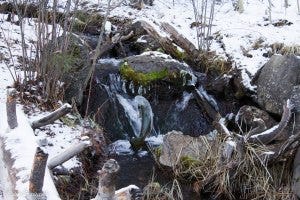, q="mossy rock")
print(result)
[119,52,196,97]
[120,61,171,86]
